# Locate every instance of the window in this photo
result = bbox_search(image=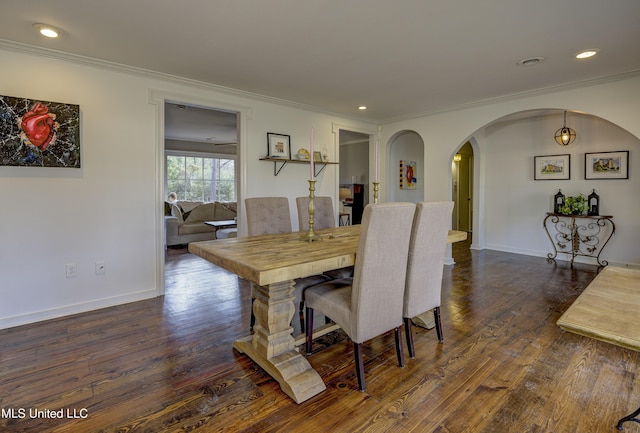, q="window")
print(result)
[166,154,235,202]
